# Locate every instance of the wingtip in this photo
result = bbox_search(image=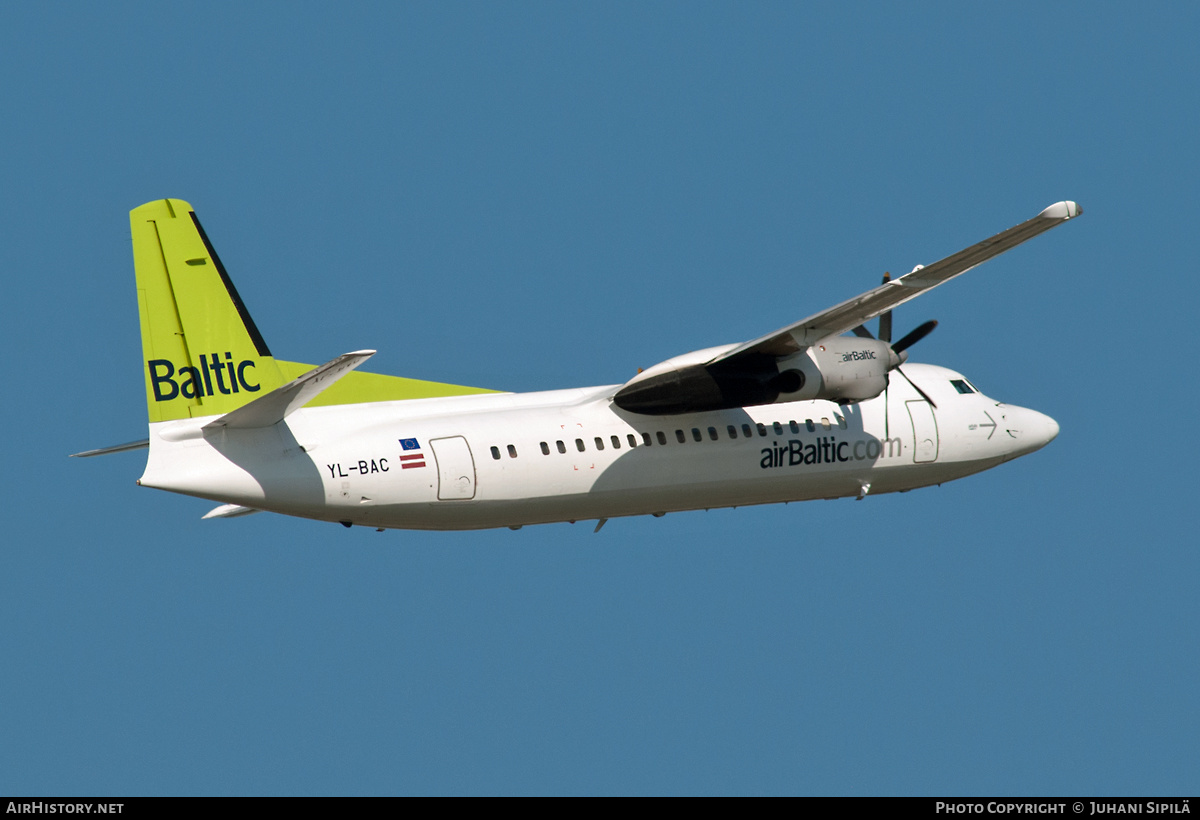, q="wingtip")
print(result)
[1039,201,1082,220]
